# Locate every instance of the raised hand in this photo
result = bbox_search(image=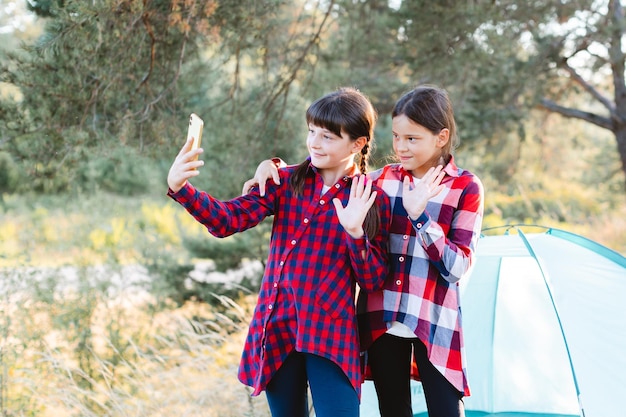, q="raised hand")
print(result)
[167,136,204,193]
[241,159,280,196]
[402,165,445,220]
[332,174,378,239]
